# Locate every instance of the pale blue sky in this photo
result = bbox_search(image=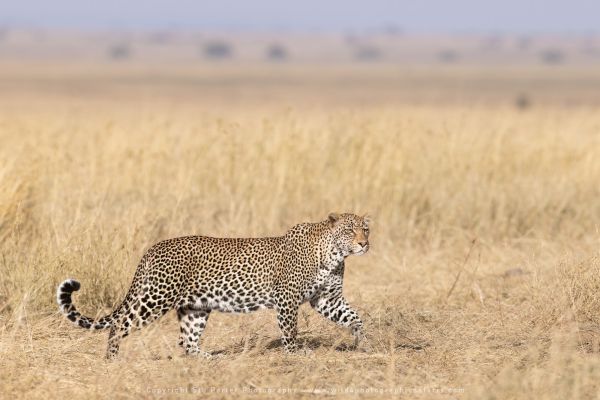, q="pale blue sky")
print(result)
[2,0,599,33]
